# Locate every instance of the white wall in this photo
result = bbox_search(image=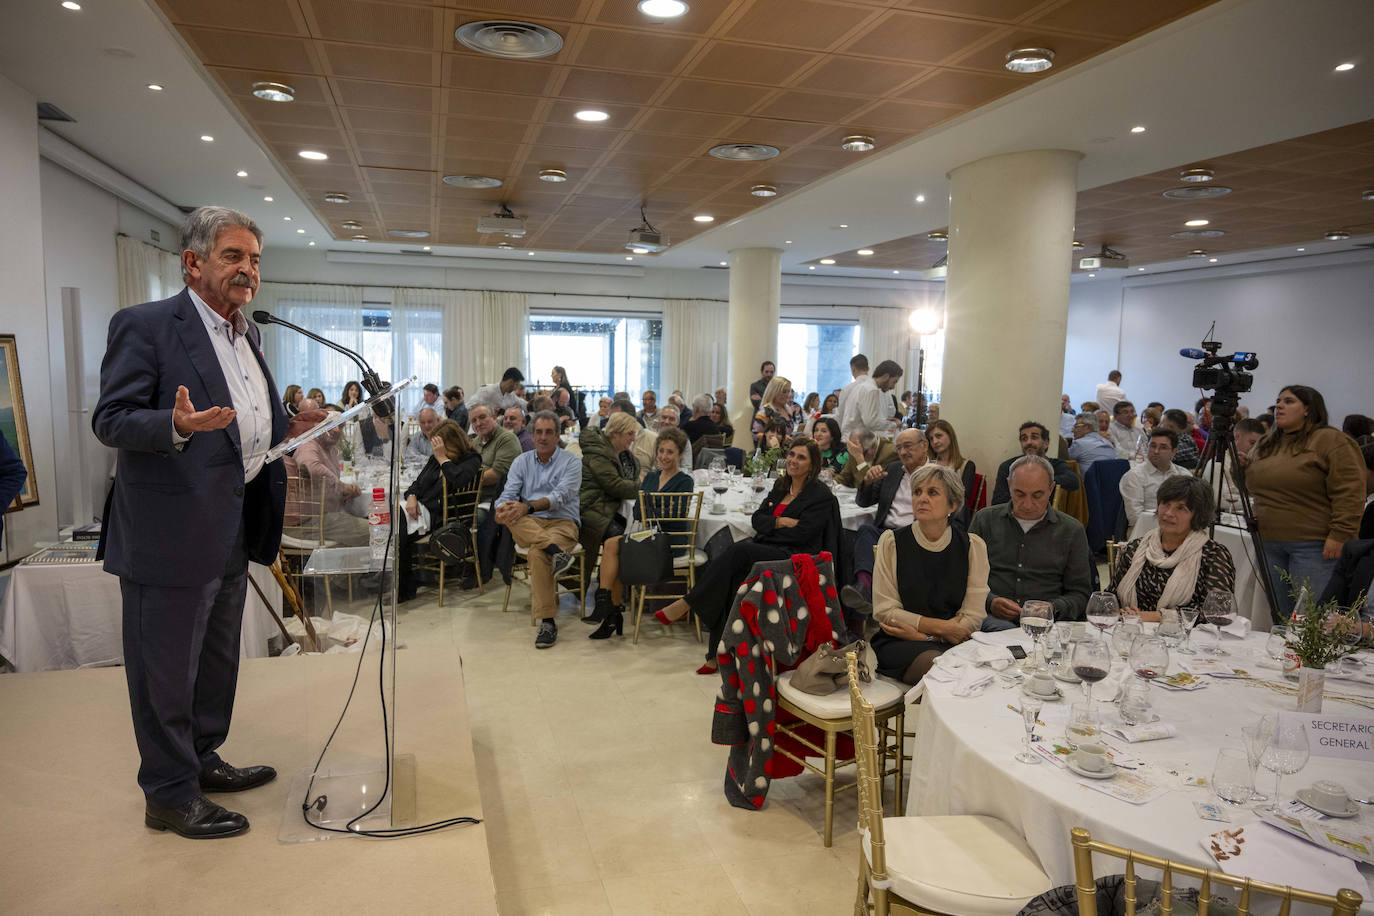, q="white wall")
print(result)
[0,75,57,561]
[1064,251,1374,421]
